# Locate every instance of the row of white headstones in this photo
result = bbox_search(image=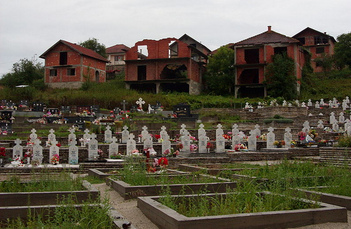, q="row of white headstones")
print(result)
[12,113,351,165]
[246,97,351,110]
